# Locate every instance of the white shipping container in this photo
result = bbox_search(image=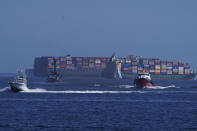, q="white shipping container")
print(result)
[67,61,72,65]
[149,70,155,72]
[179,67,184,70]
[155,70,160,72]
[126,59,131,63]
[167,71,172,74]
[178,71,184,74]
[167,67,172,70]
[155,67,160,69]
[95,59,101,64]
